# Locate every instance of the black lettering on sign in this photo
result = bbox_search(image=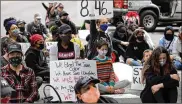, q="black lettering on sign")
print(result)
[133,77,138,84]
[60,93,72,101]
[80,0,89,17]
[64,61,74,68]
[73,72,80,75]
[61,86,67,90]
[134,68,139,75]
[54,71,62,76]
[95,0,107,15]
[81,71,96,76]
[55,62,63,68]
[75,61,82,67]
[63,71,71,76]
[69,67,80,73]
